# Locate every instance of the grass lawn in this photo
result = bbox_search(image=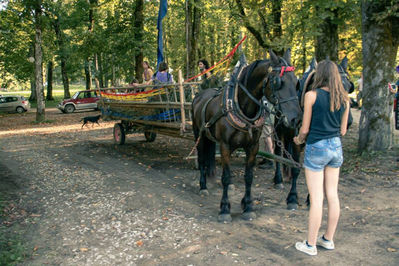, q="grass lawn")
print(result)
[1,84,85,108]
